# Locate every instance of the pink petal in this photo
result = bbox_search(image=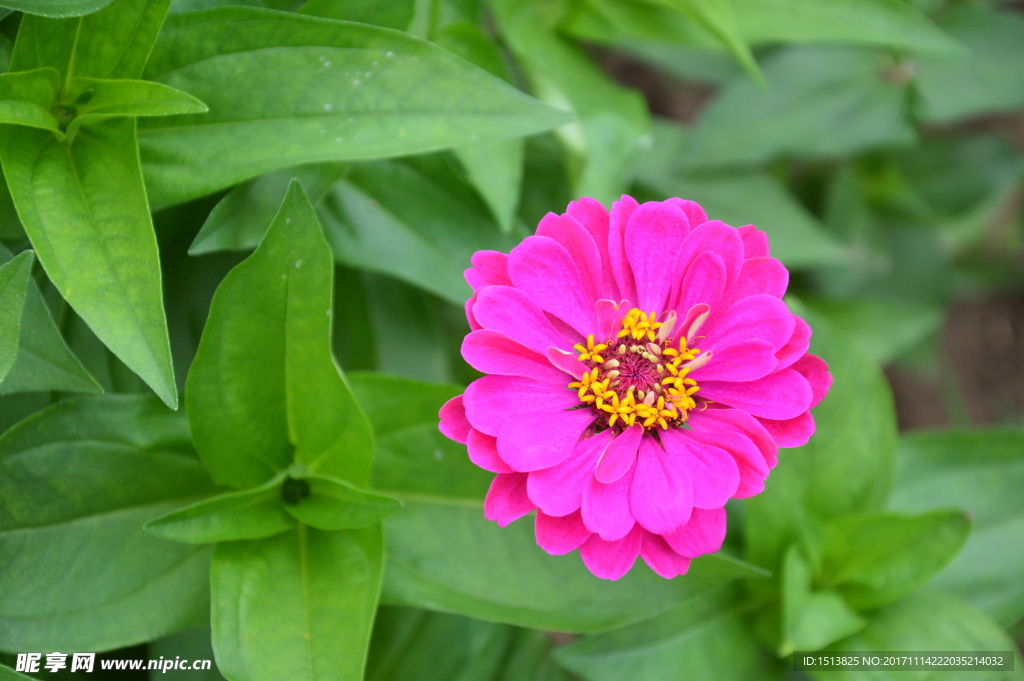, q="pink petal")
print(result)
[686,429,768,498]
[438,395,471,444]
[670,221,744,300]
[640,531,692,578]
[462,330,567,384]
[595,424,642,483]
[545,347,589,378]
[507,236,598,337]
[660,428,739,510]
[629,436,694,534]
[758,411,816,448]
[467,429,514,474]
[595,299,629,342]
[776,316,812,370]
[717,256,789,315]
[537,212,606,302]
[497,408,595,471]
[484,473,535,527]
[691,339,778,383]
[580,523,642,580]
[688,407,779,470]
[670,251,726,318]
[463,375,580,436]
[679,303,710,340]
[582,459,636,541]
[699,367,813,421]
[465,250,512,290]
[791,353,831,408]
[535,510,592,555]
[608,196,639,304]
[527,430,612,516]
[625,201,692,312]
[567,197,618,300]
[472,286,574,355]
[465,296,482,331]
[700,294,796,352]
[666,198,707,227]
[663,507,727,558]
[738,224,769,258]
